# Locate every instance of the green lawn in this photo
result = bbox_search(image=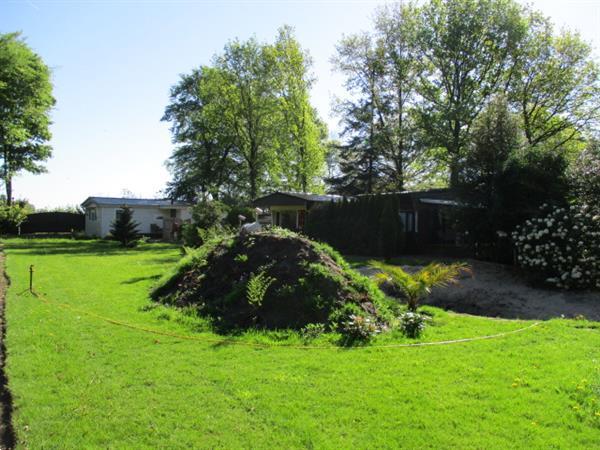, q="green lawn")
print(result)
[3,238,599,449]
